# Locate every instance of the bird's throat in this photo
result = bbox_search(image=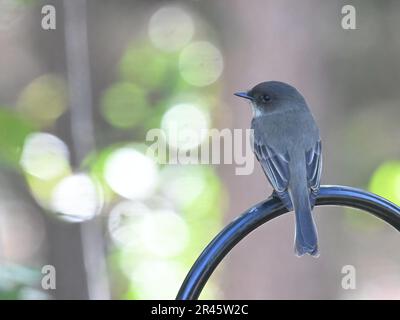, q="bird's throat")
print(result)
[251,103,263,118]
